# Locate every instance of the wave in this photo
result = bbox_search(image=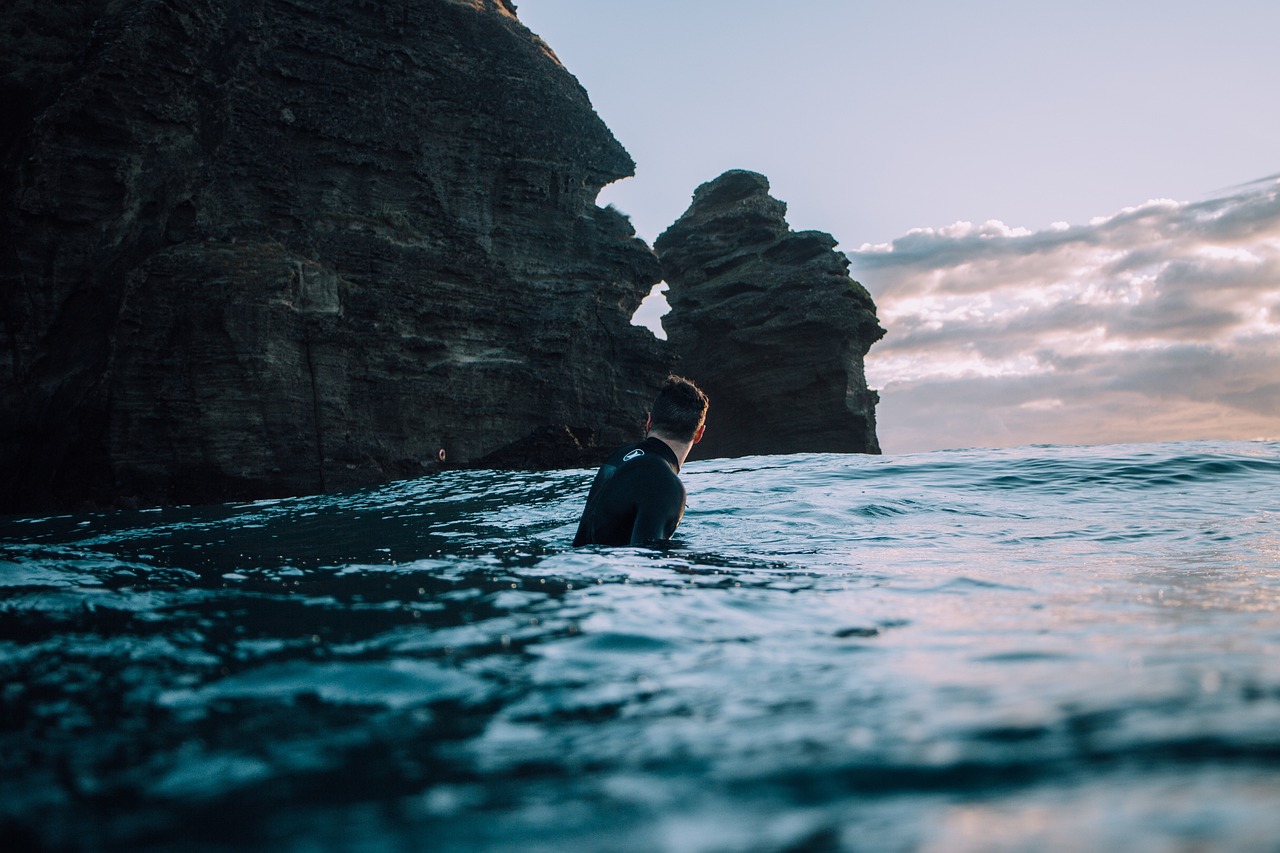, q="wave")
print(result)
[2,439,1278,852]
